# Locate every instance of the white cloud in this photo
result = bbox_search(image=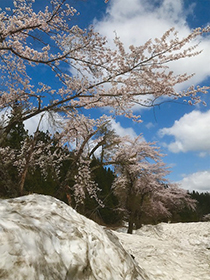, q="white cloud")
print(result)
[96,0,186,44]
[0,109,61,136]
[145,122,155,129]
[95,0,210,91]
[158,110,210,153]
[24,112,63,135]
[110,118,138,138]
[178,170,210,192]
